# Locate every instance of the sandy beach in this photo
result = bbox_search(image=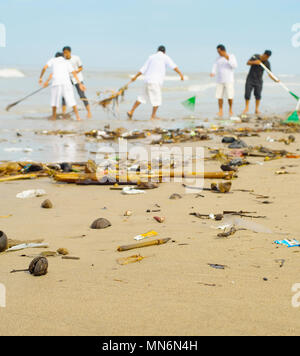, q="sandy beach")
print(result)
[1,122,300,336]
